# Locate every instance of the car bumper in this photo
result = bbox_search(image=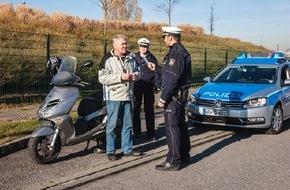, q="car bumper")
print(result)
[187,103,273,128]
